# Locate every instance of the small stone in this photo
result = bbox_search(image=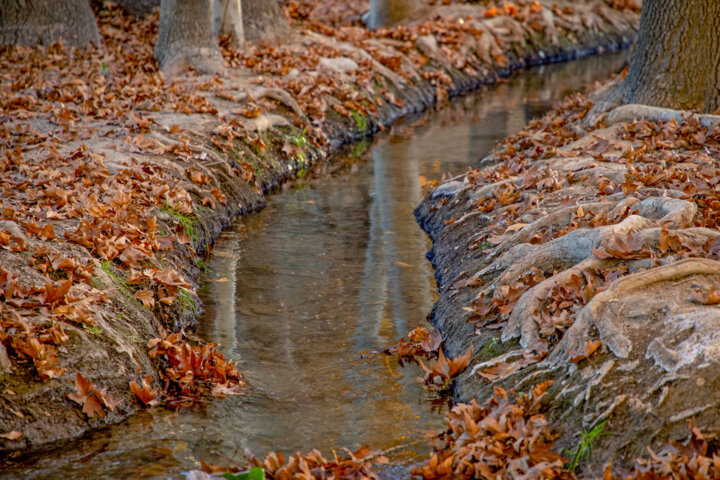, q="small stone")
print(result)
[318,57,359,74]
